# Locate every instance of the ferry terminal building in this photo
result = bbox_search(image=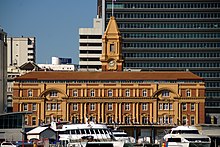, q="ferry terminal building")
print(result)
[12,17,206,141]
